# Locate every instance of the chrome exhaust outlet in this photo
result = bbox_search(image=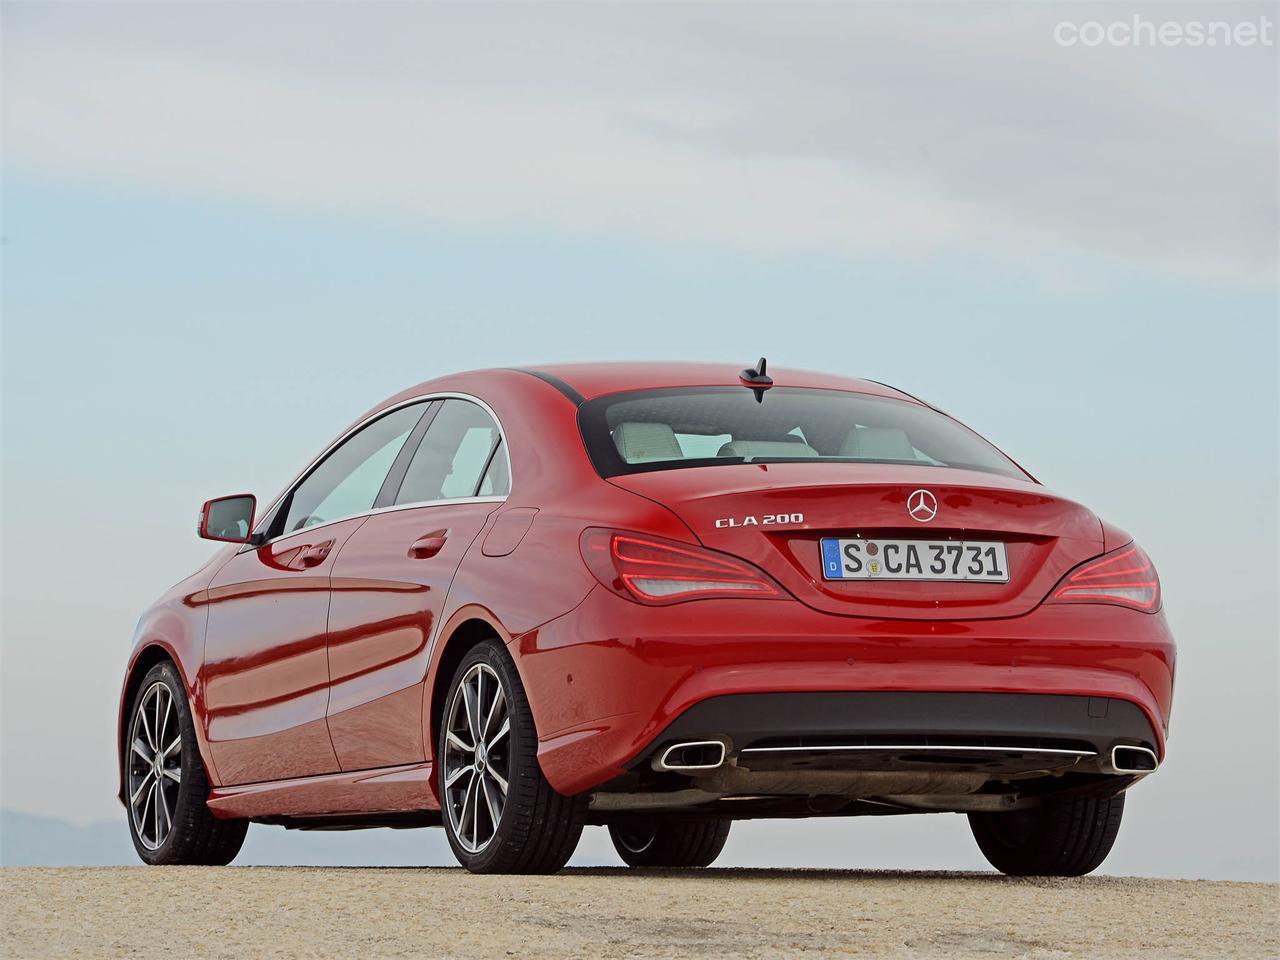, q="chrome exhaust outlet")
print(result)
[1110,745,1159,774]
[653,740,727,773]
